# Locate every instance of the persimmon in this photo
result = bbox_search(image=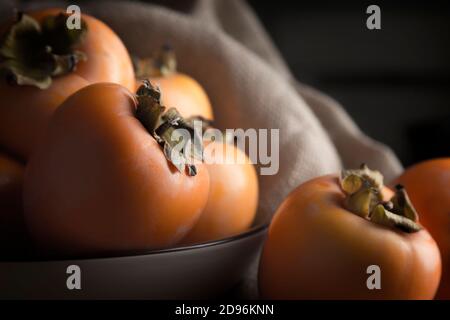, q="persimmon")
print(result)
[0,75,89,159]
[181,141,258,244]
[0,9,134,158]
[29,8,135,90]
[134,45,213,120]
[23,81,209,256]
[393,158,450,299]
[0,152,29,255]
[259,165,441,299]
